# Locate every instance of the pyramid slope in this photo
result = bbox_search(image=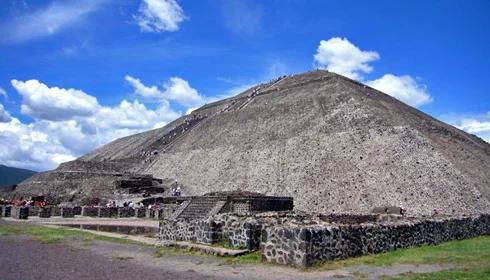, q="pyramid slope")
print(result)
[14,71,490,215]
